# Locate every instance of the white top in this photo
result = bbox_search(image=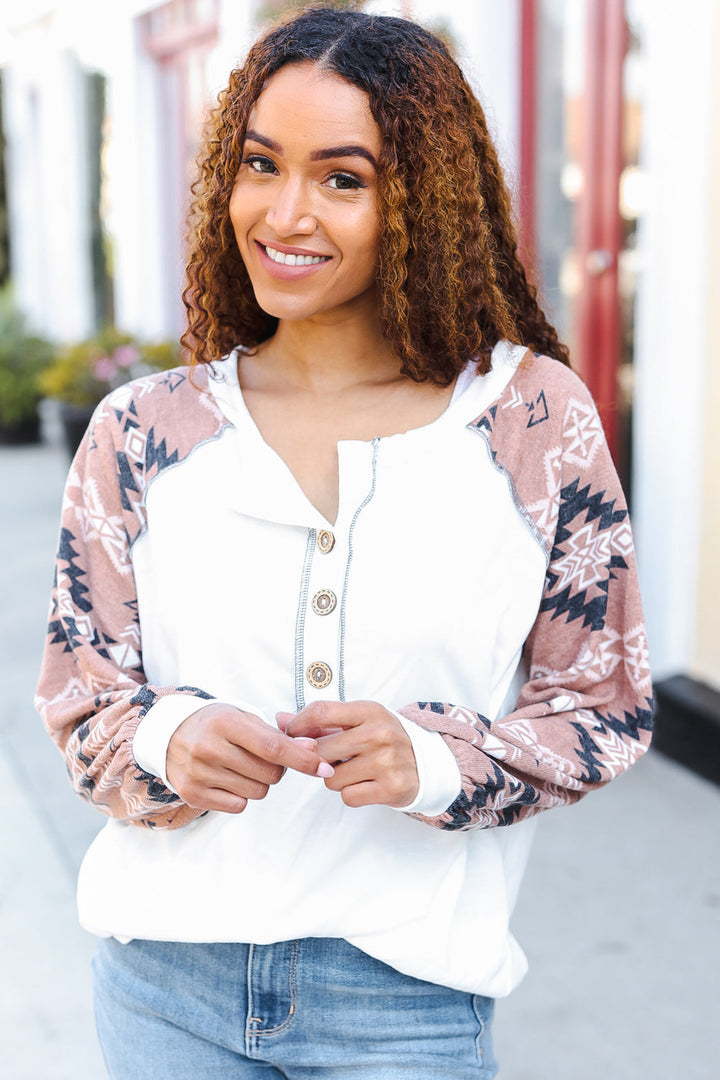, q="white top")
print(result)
[76,340,543,997]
